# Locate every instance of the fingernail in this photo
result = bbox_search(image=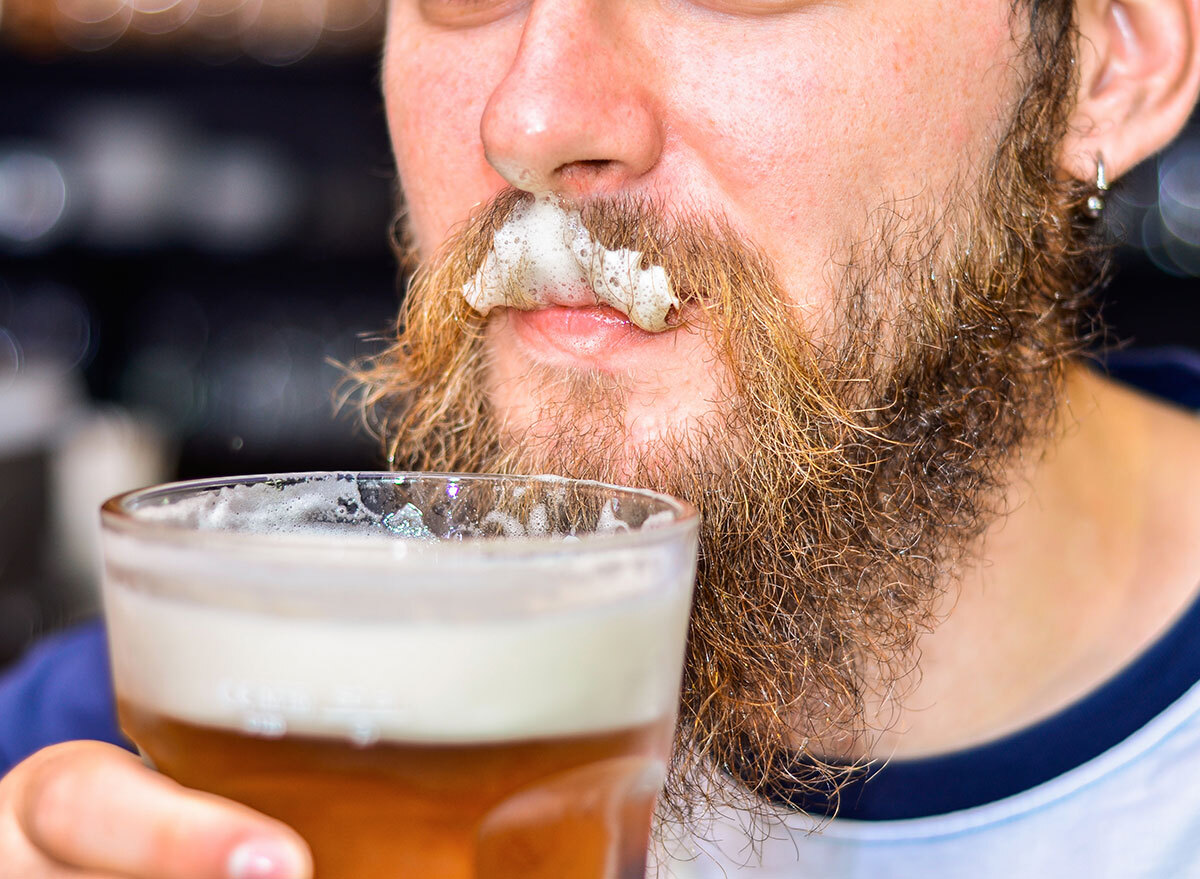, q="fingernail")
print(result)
[227,837,308,879]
